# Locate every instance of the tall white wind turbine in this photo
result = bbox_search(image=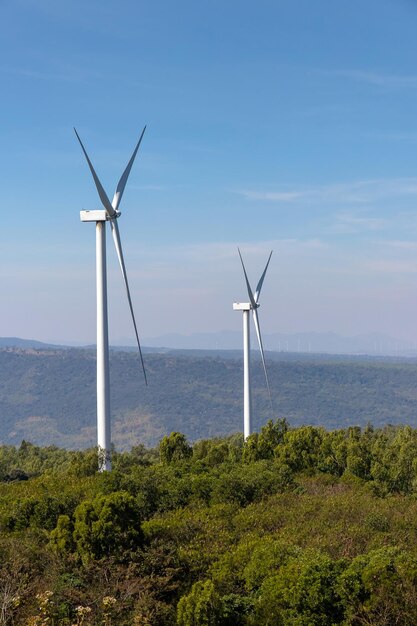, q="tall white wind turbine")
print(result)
[74,127,147,472]
[233,249,273,439]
